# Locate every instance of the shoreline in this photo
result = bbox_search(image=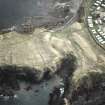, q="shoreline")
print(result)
[0,53,77,105]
